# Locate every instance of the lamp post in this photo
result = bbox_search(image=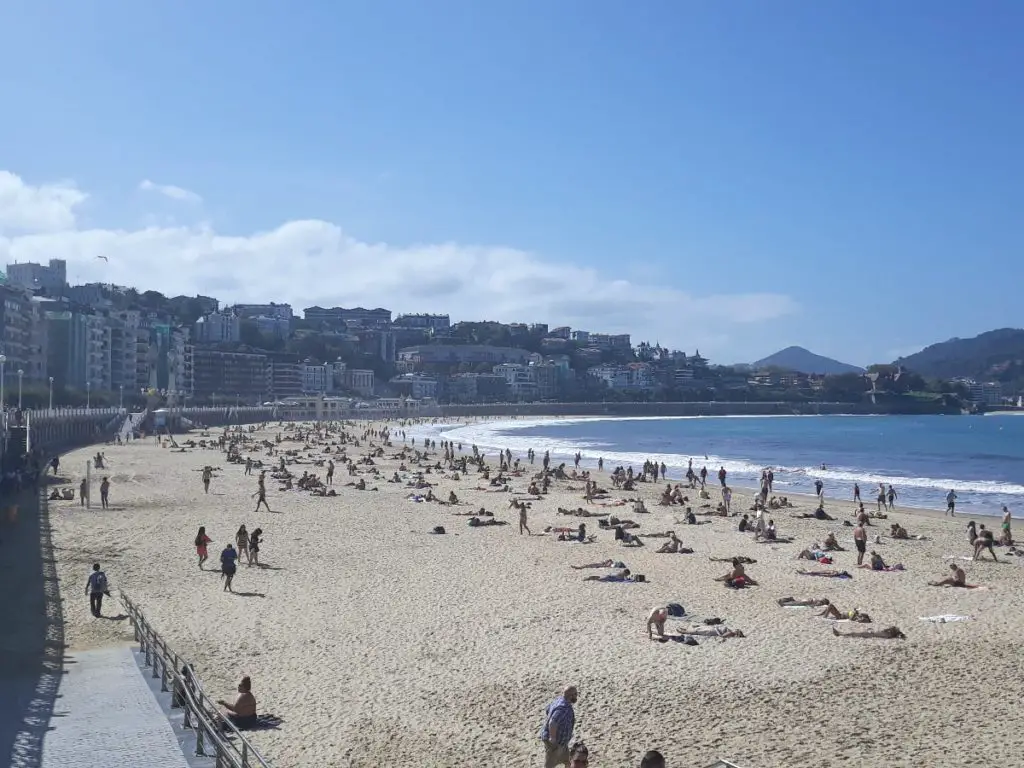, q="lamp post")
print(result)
[48,376,54,410]
[119,384,124,410]
[86,380,91,409]
[0,354,6,410]
[17,369,23,409]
